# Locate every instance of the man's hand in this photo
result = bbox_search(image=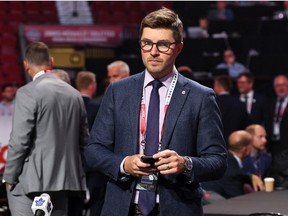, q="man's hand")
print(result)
[251,174,264,191]
[123,154,157,177]
[153,149,185,175]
